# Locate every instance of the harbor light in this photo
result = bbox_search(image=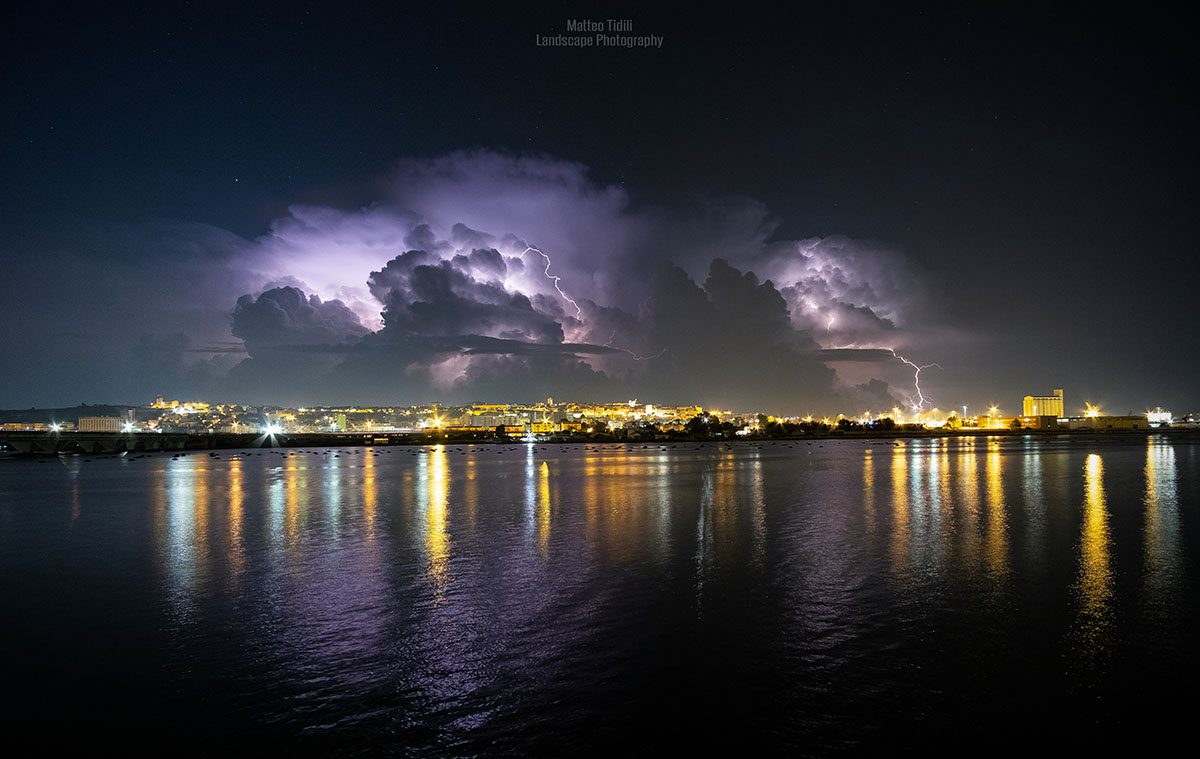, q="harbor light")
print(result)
[1147,408,1172,427]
